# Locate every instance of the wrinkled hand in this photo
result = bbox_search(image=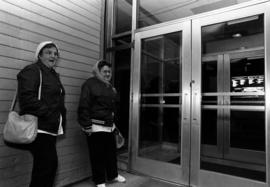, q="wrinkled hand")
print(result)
[82,126,92,136]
